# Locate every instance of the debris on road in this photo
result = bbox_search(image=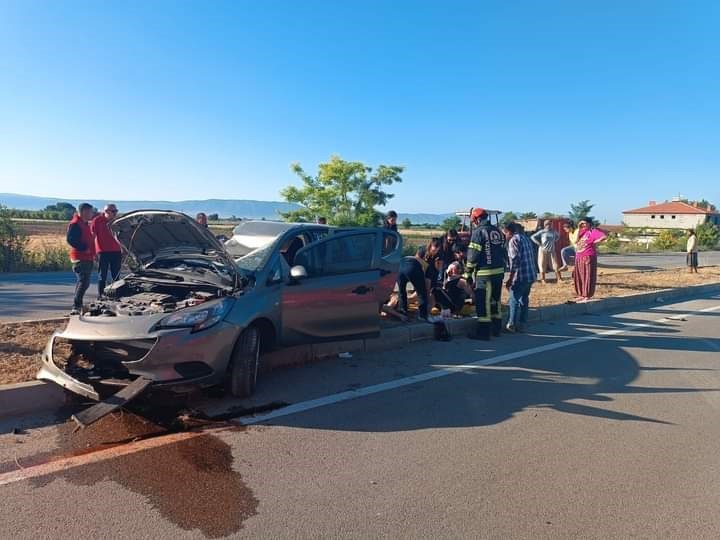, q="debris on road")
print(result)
[71,376,153,428]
